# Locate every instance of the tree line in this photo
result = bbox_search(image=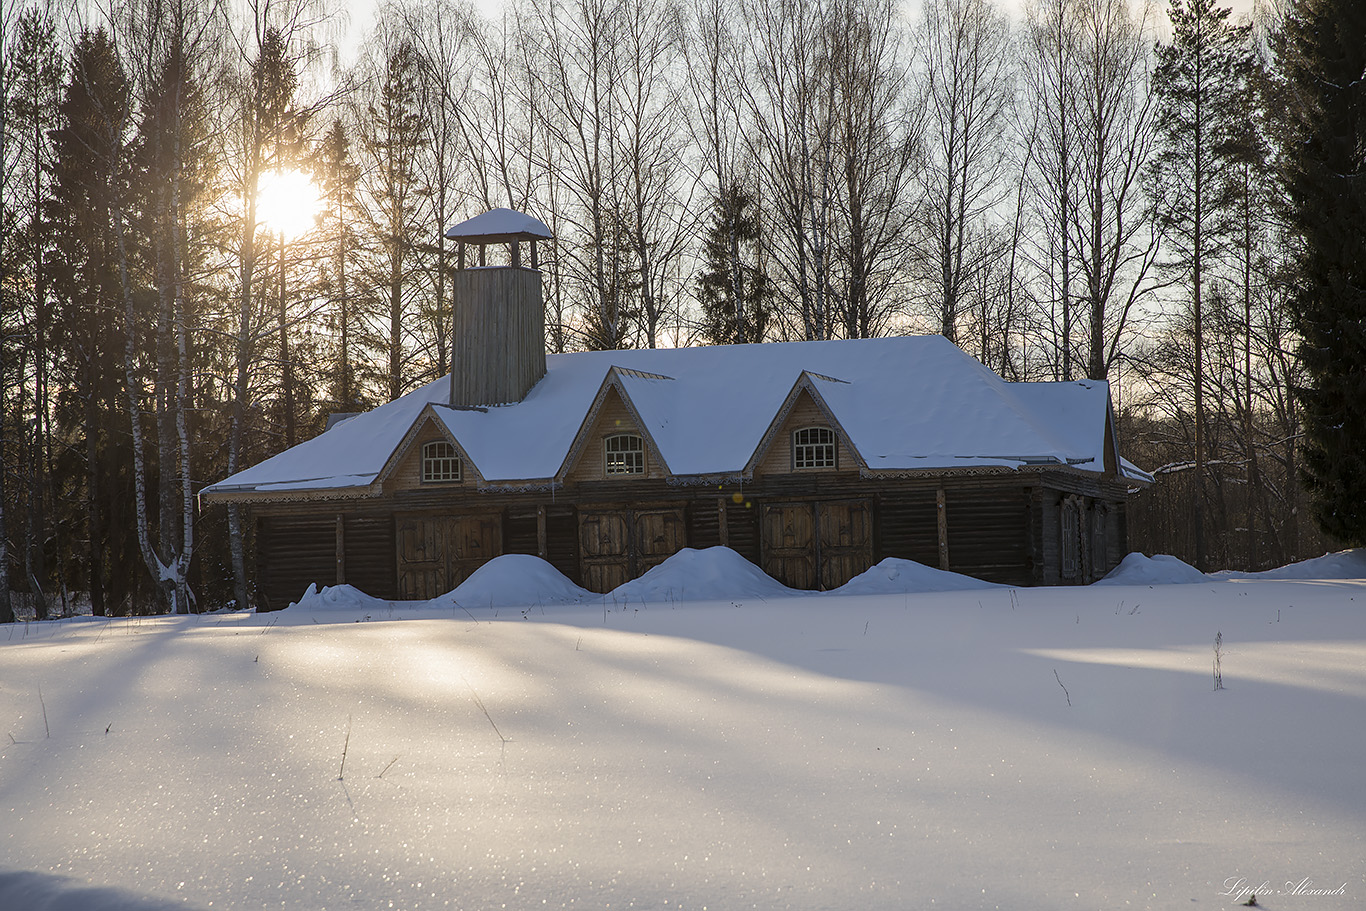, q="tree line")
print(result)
[1,0,1360,618]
